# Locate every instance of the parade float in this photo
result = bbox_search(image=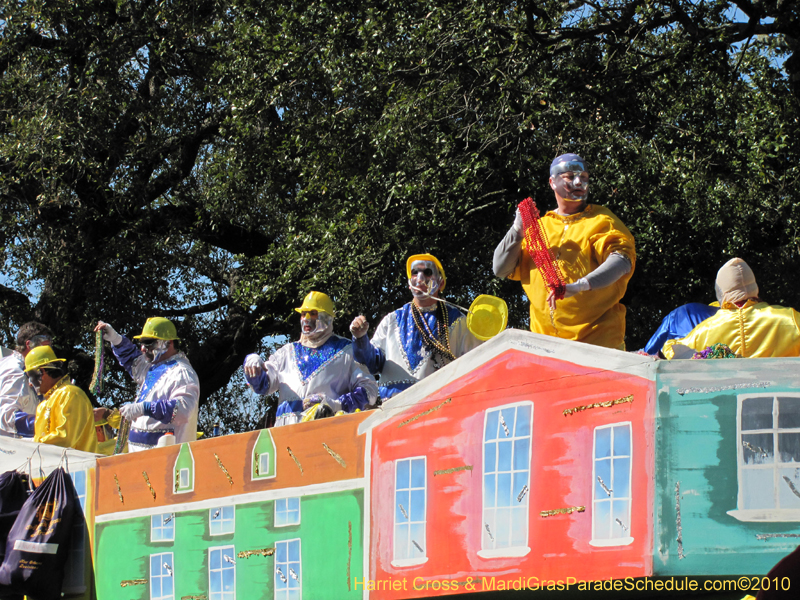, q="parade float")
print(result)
[3,328,800,599]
